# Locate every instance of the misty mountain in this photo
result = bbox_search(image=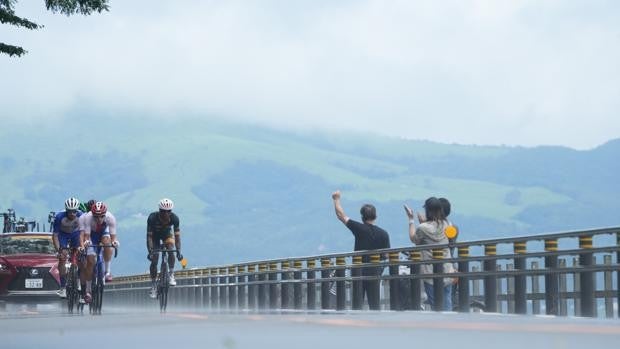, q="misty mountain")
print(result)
[1,116,618,274]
